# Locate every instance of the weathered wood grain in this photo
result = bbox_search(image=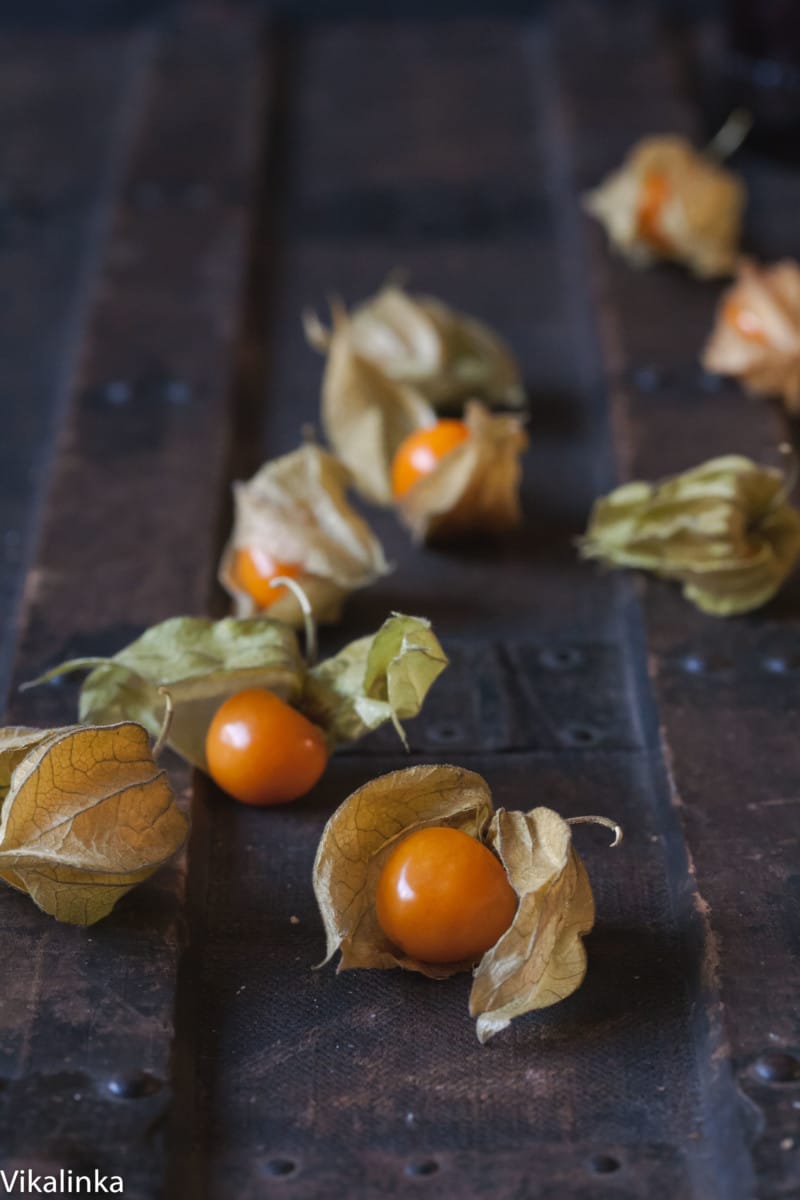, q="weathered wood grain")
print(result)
[0,12,265,1198]
[557,5,800,1197]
